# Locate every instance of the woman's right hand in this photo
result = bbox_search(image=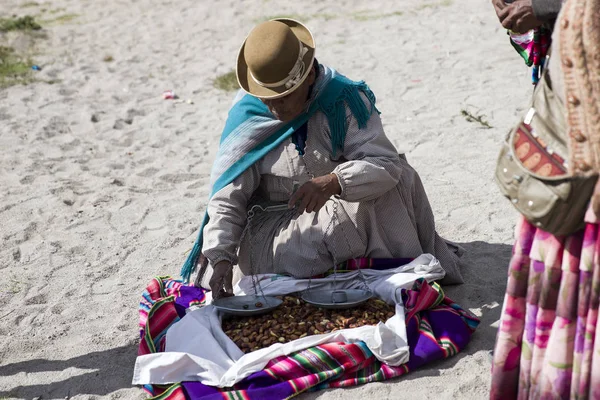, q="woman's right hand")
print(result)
[209,261,234,300]
[288,173,341,214]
